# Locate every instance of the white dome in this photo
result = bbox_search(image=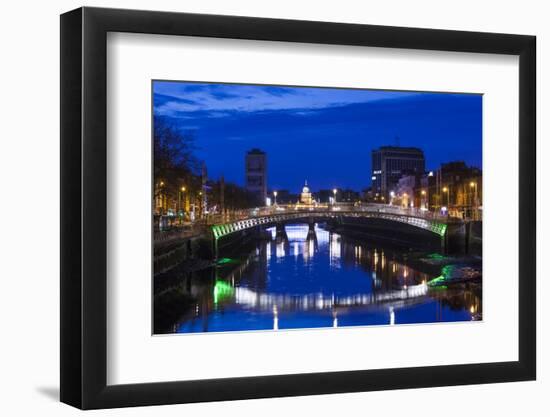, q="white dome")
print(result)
[302,185,310,193]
